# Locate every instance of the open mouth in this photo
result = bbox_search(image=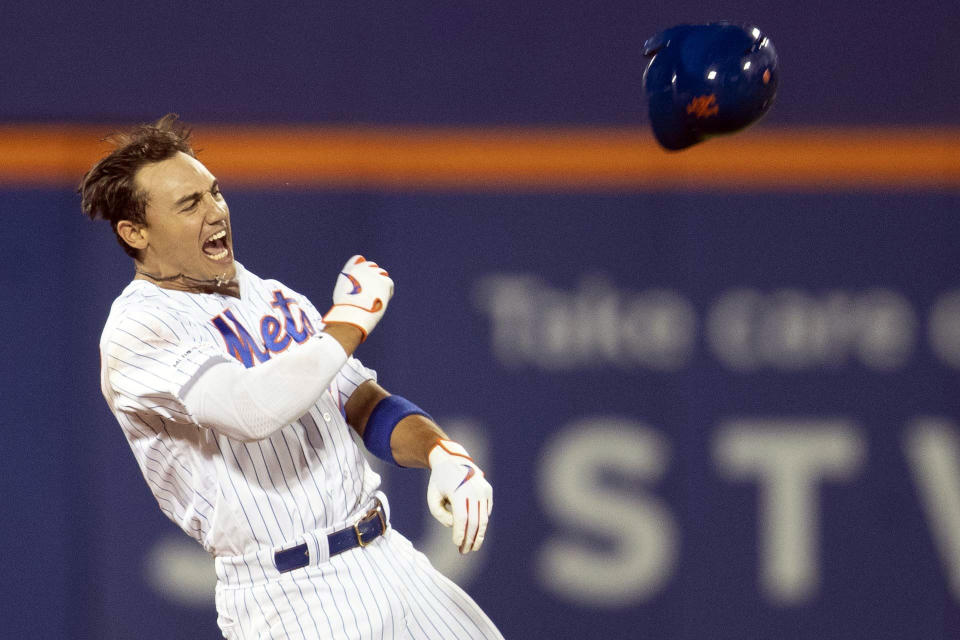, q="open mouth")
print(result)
[202,229,230,261]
